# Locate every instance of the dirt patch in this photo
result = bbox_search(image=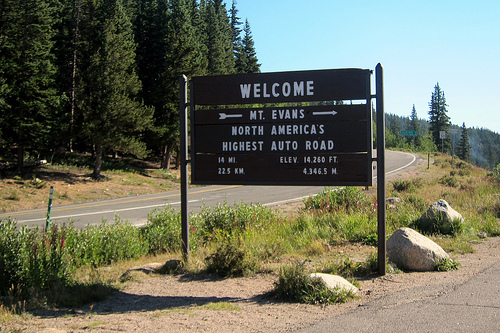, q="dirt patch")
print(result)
[0,163,181,213]
[4,236,499,333]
